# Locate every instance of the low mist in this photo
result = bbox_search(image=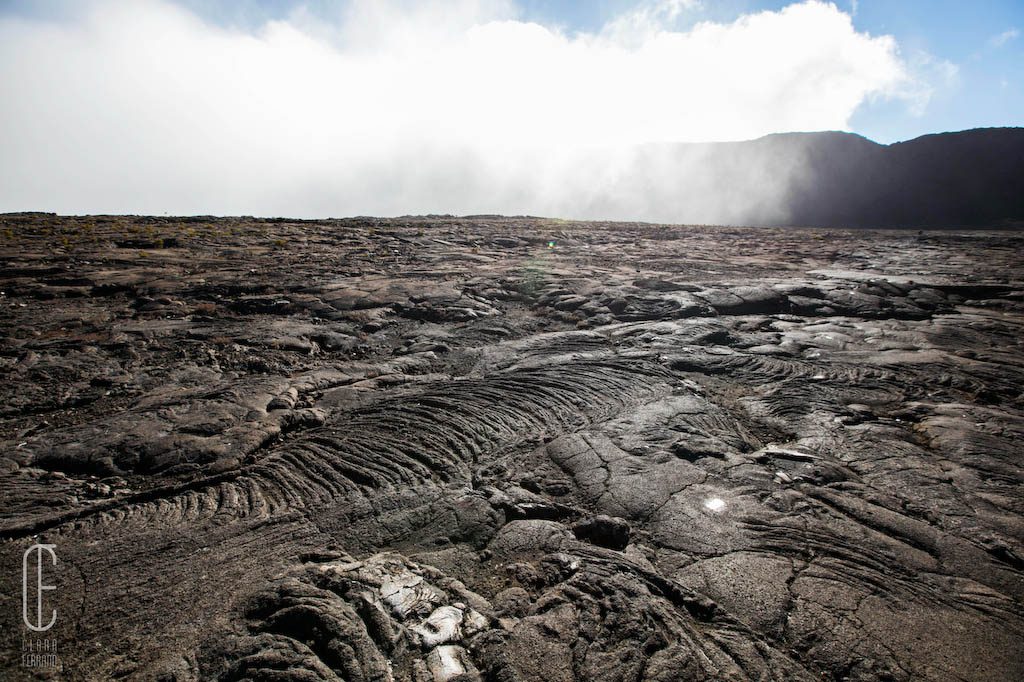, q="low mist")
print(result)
[0,0,936,223]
